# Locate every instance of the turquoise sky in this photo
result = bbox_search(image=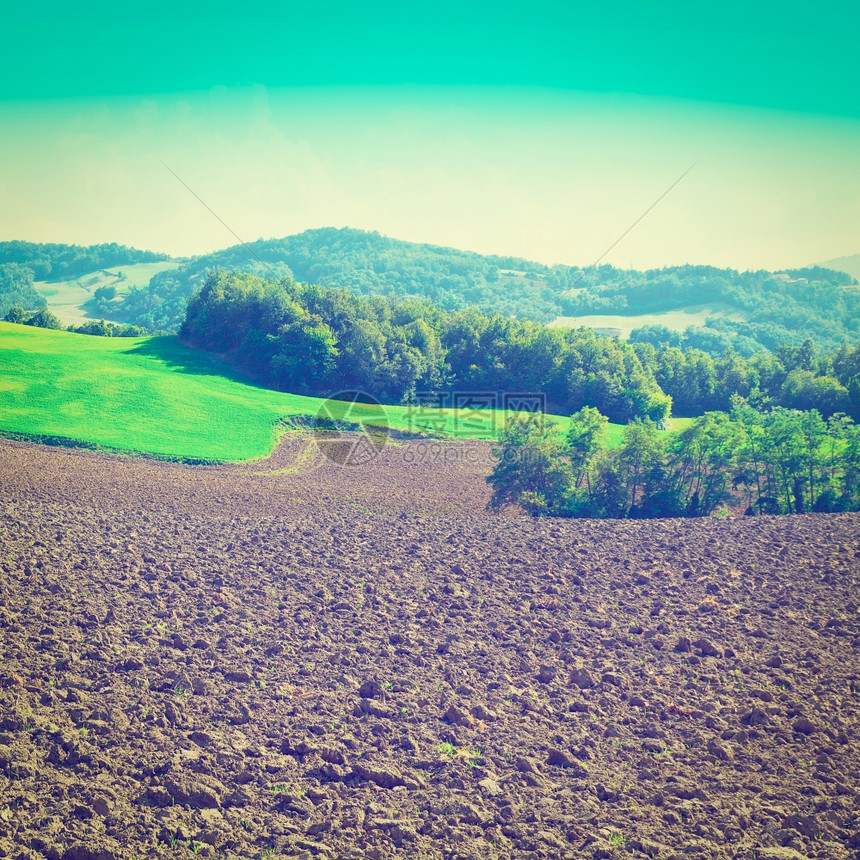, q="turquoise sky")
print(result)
[1,1,858,270]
